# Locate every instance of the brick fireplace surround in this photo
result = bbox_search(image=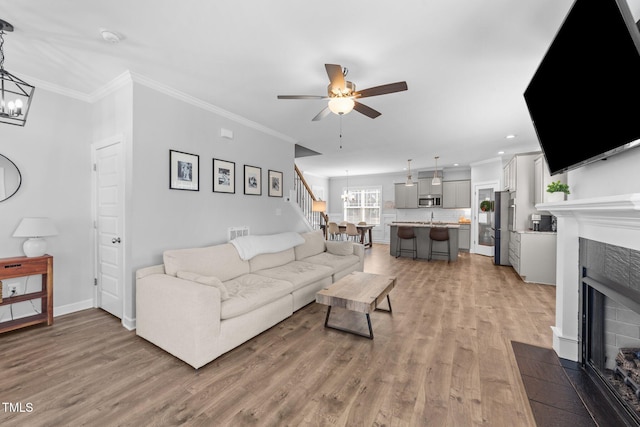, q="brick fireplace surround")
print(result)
[540,193,640,362]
